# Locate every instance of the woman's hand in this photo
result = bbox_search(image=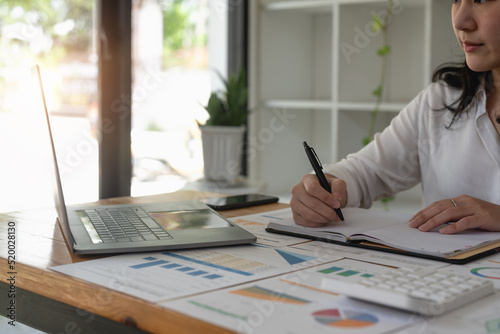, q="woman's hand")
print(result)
[409,195,500,234]
[290,173,347,227]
